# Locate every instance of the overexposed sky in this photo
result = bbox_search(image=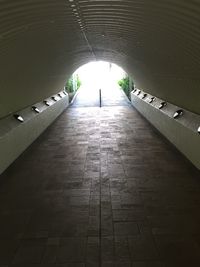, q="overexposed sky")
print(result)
[74,61,126,90]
